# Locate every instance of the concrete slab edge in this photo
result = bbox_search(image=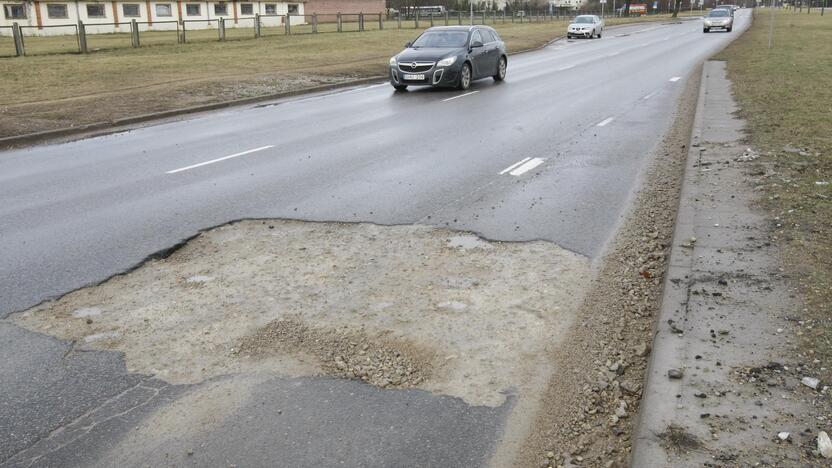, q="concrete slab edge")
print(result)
[629,62,712,466]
